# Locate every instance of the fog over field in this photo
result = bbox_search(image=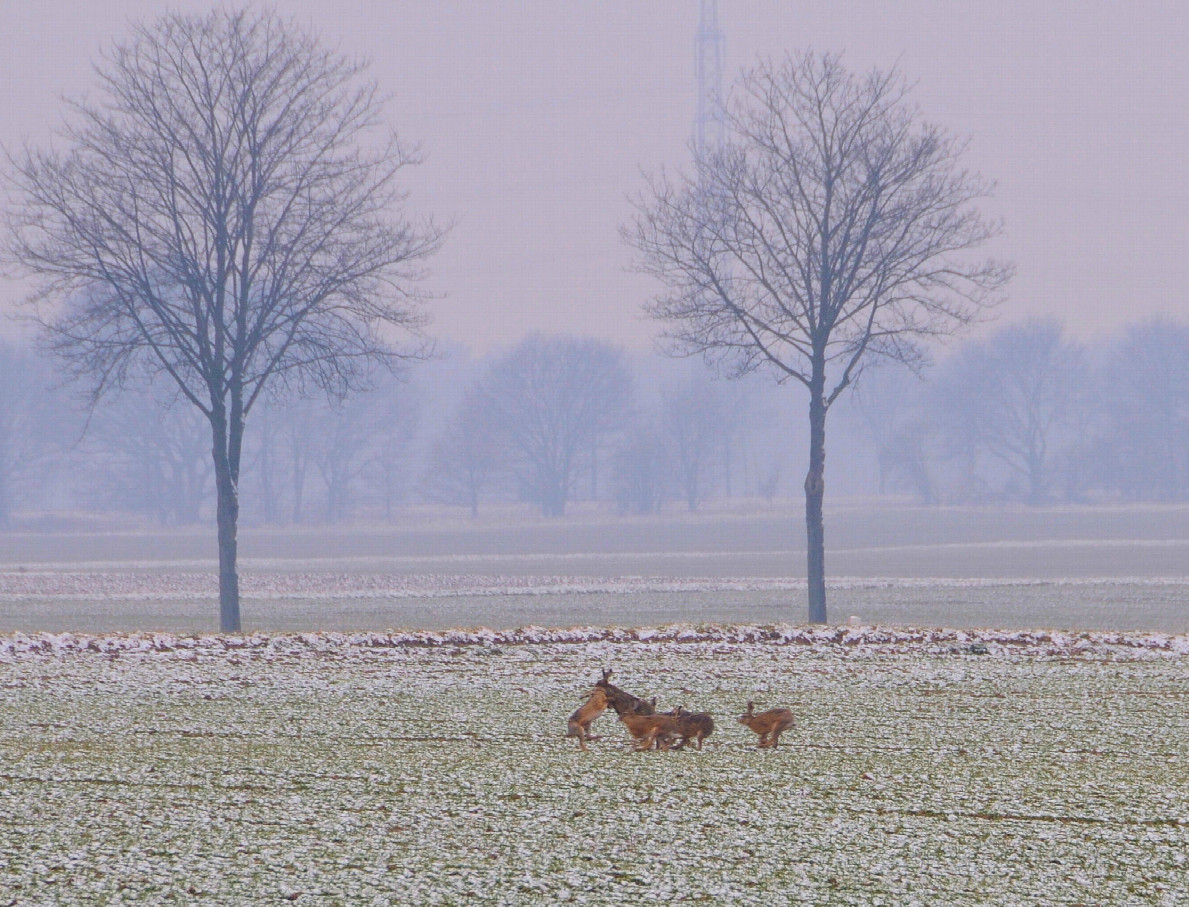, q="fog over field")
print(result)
[3,7,1187,905]
[3,5,1189,639]
[2,503,1185,634]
